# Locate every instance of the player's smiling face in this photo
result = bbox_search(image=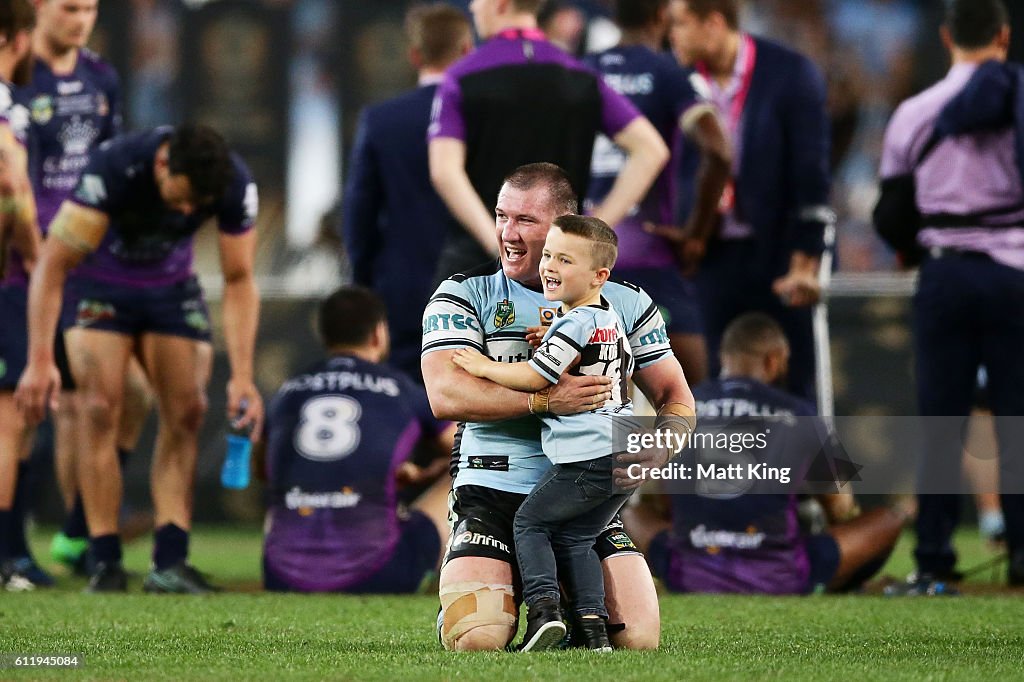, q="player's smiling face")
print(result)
[539,226,599,305]
[495,183,560,287]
